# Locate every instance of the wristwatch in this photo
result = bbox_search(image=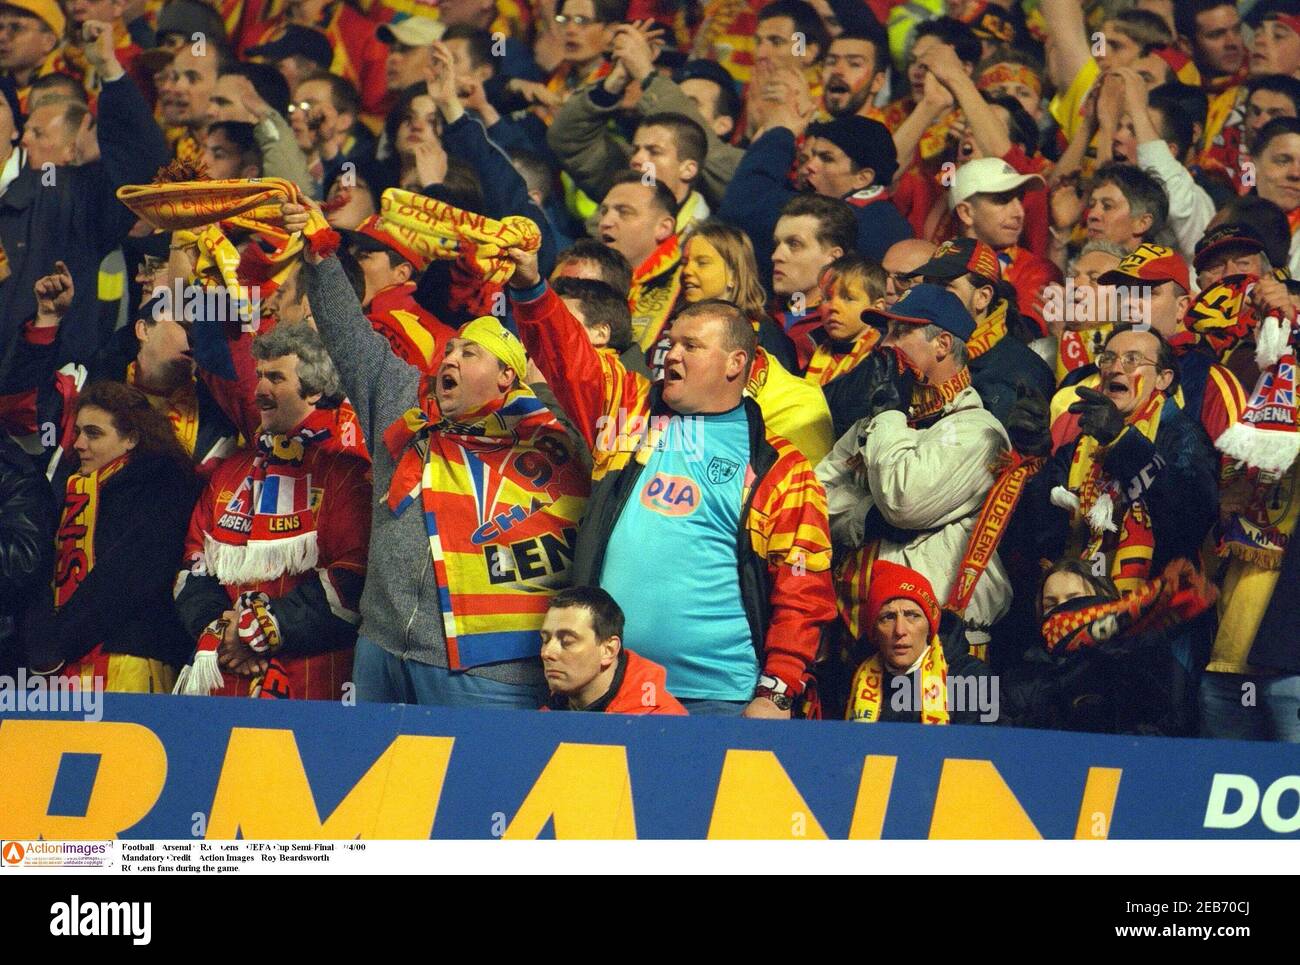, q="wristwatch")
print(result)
[755,674,794,711]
